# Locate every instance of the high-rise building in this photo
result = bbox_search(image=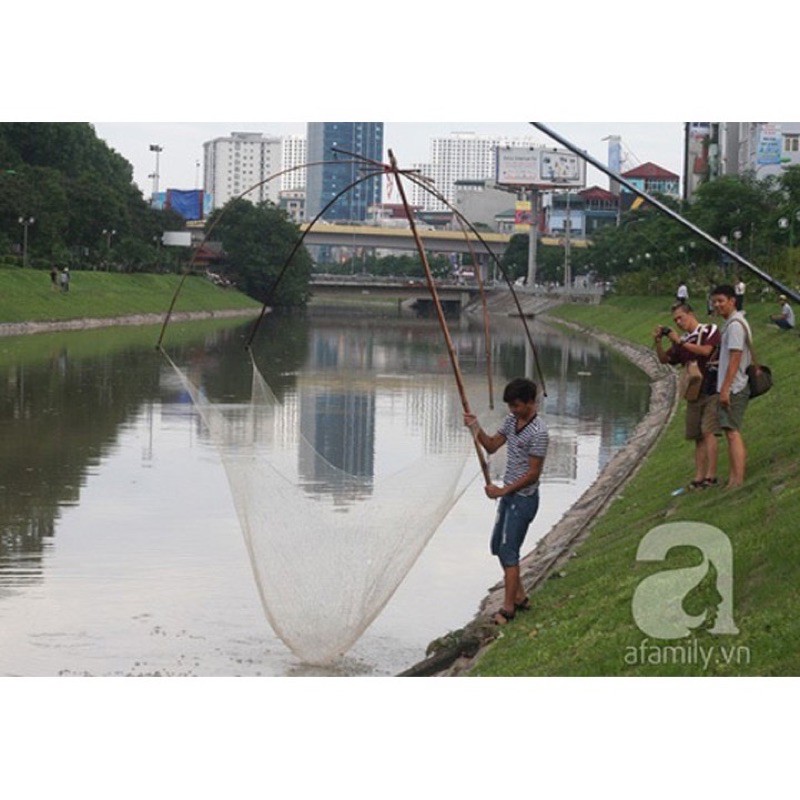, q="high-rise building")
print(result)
[281,134,307,192]
[305,122,384,222]
[408,132,540,212]
[203,131,283,210]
